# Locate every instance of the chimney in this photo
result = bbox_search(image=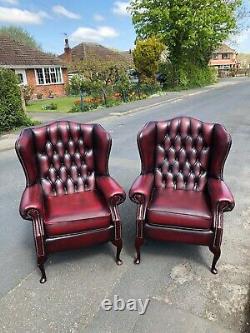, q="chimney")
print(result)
[64,38,72,64]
